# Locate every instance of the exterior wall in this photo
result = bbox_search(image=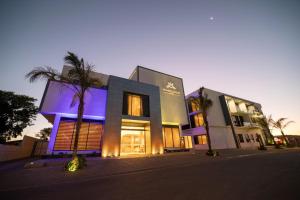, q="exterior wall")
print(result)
[40,80,107,120]
[132,66,189,126]
[204,89,237,149]
[102,76,163,157]
[33,141,49,156]
[0,136,38,162]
